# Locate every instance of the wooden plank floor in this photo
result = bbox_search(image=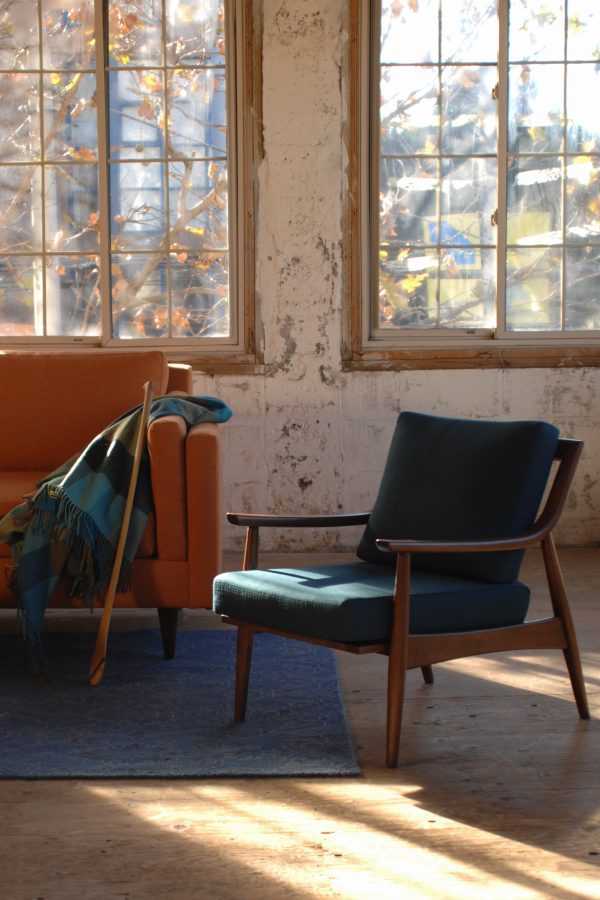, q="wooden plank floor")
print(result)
[0,548,598,899]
